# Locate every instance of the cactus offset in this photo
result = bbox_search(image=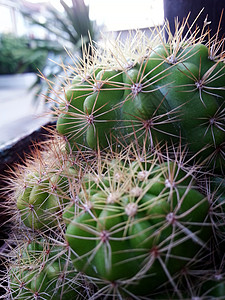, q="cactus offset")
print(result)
[7,239,91,300]
[3,136,78,230]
